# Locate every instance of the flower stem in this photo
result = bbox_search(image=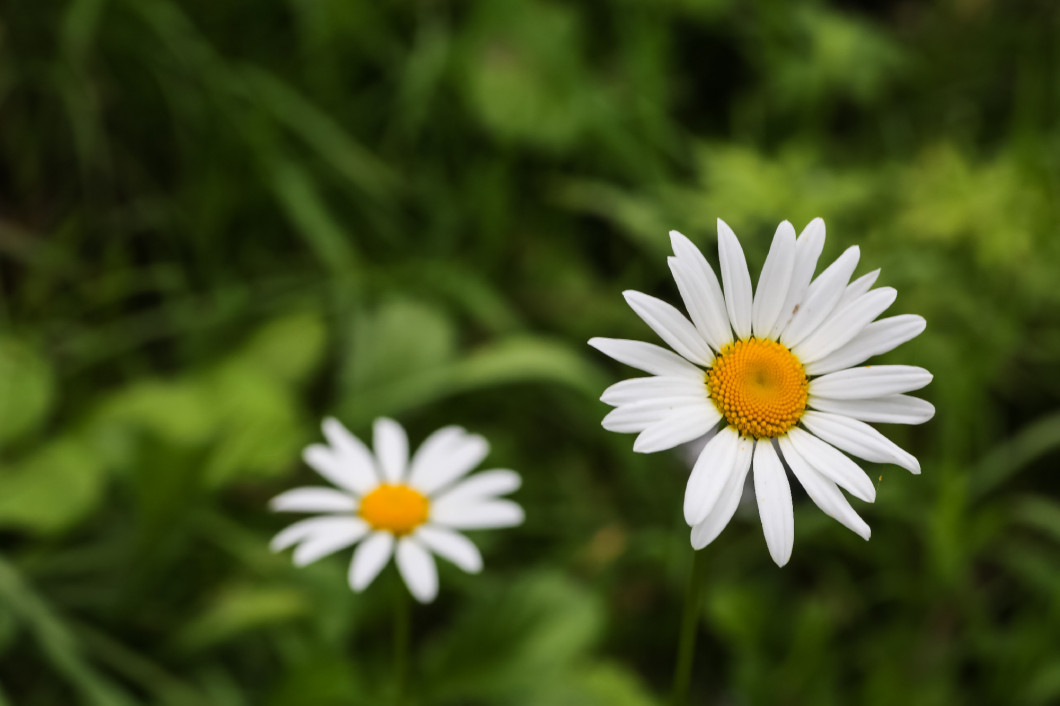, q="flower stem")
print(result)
[671,548,707,706]
[392,588,410,705]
